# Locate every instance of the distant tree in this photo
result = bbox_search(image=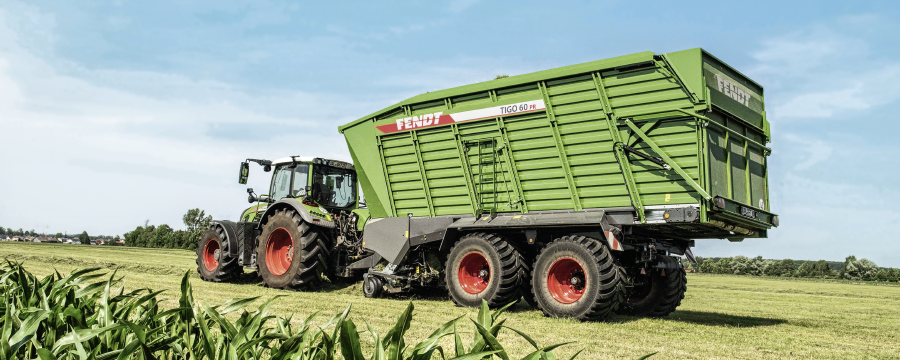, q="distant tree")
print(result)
[698,258,715,273]
[747,256,765,276]
[813,260,833,278]
[714,258,731,274]
[0,227,5,234]
[17,228,23,236]
[768,259,795,277]
[183,209,213,234]
[730,256,750,275]
[78,231,89,244]
[29,229,36,236]
[876,269,888,282]
[759,259,774,275]
[842,258,879,281]
[857,259,879,281]
[54,232,63,238]
[839,255,857,279]
[797,261,813,277]
[887,268,900,282]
